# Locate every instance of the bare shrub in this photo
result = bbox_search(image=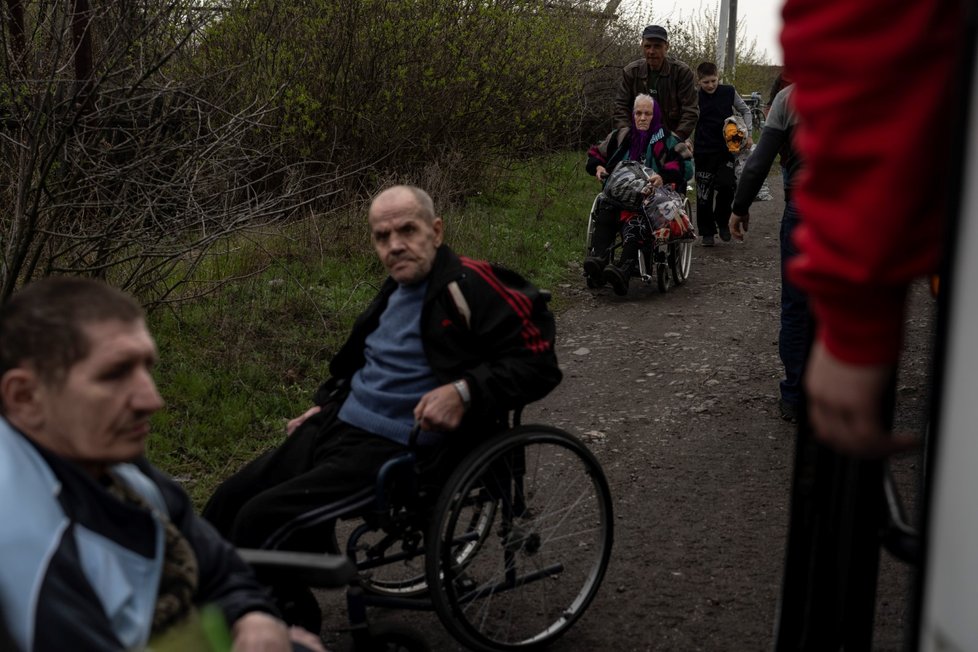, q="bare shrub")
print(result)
[0,0,347,303]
